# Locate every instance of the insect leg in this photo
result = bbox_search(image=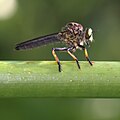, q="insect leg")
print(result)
[84,48,93,65]
[67,48,80,69]
[52,47,68,72]
[78,45,93,66]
